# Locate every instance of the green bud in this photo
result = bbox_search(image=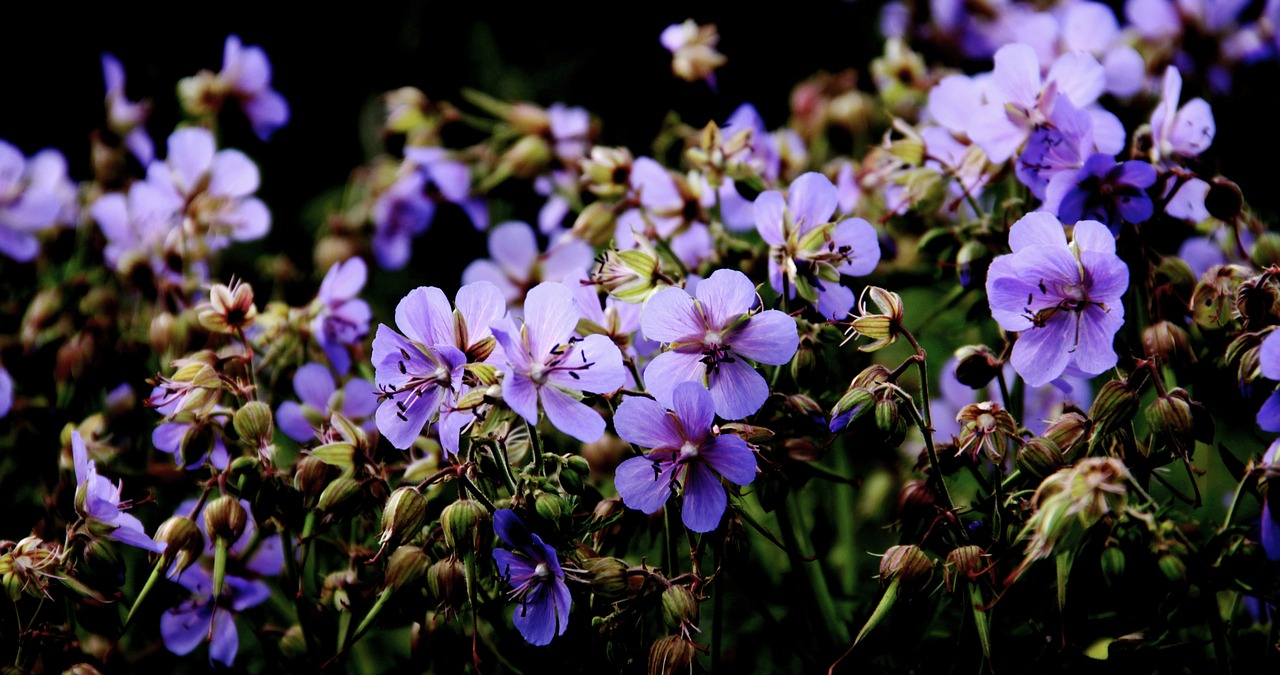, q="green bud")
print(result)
[321,570,356,611]
[155,516,205,577]
[502,135,552,179]
[566,455,591,477]
[204,496,248,544]
[317,477,364,521]
[1017,438,1064,480]
[559,468,585,495]
[571,201,618,246]
[279,624,307,661]
[1157,553,1187,586]
[1043,412,1090,457]
[1145,394,1194,444]
[535,493,570,526]
[294,456,336,508]
[1100,545,1126,585]
[233,401,274,444]
[661,584,700,631]
[384,546,431,592]
[440,499,492,555]
[874,397,900,435]
[427,556,468,610]
[587,557,631,601]
[830,388,875,431]
[380,487,428,549]
[1089,380,1139,438]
